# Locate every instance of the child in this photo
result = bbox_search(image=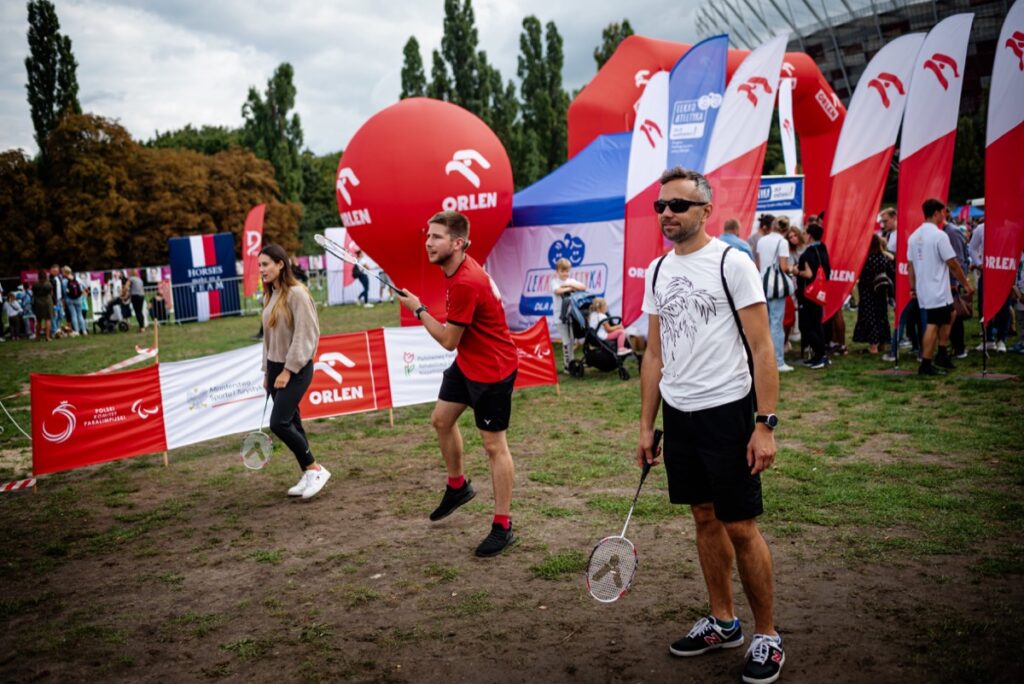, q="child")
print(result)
[587,297,632,356]
[550,258,586,372]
